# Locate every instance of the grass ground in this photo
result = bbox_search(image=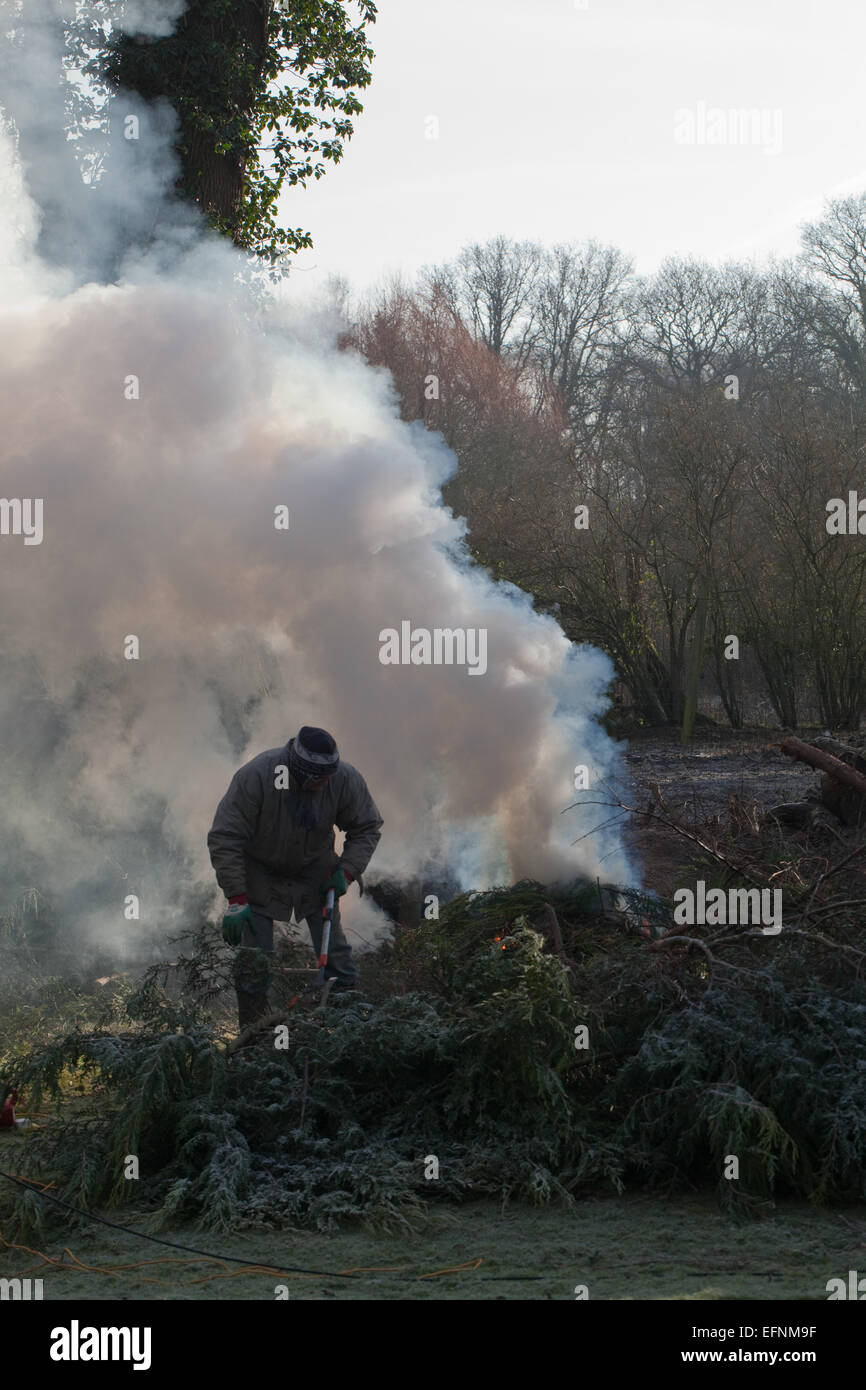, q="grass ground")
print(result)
[1,1191,863,1300]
